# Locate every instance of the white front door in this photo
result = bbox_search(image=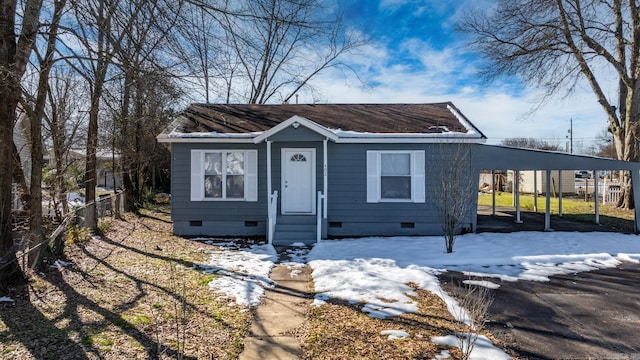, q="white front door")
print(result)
[282,148,315,214]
